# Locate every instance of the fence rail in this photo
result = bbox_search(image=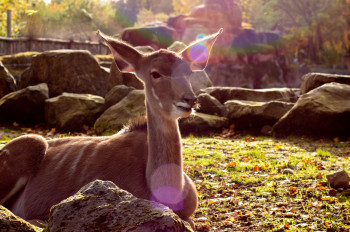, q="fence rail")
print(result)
[0,37,110,55]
